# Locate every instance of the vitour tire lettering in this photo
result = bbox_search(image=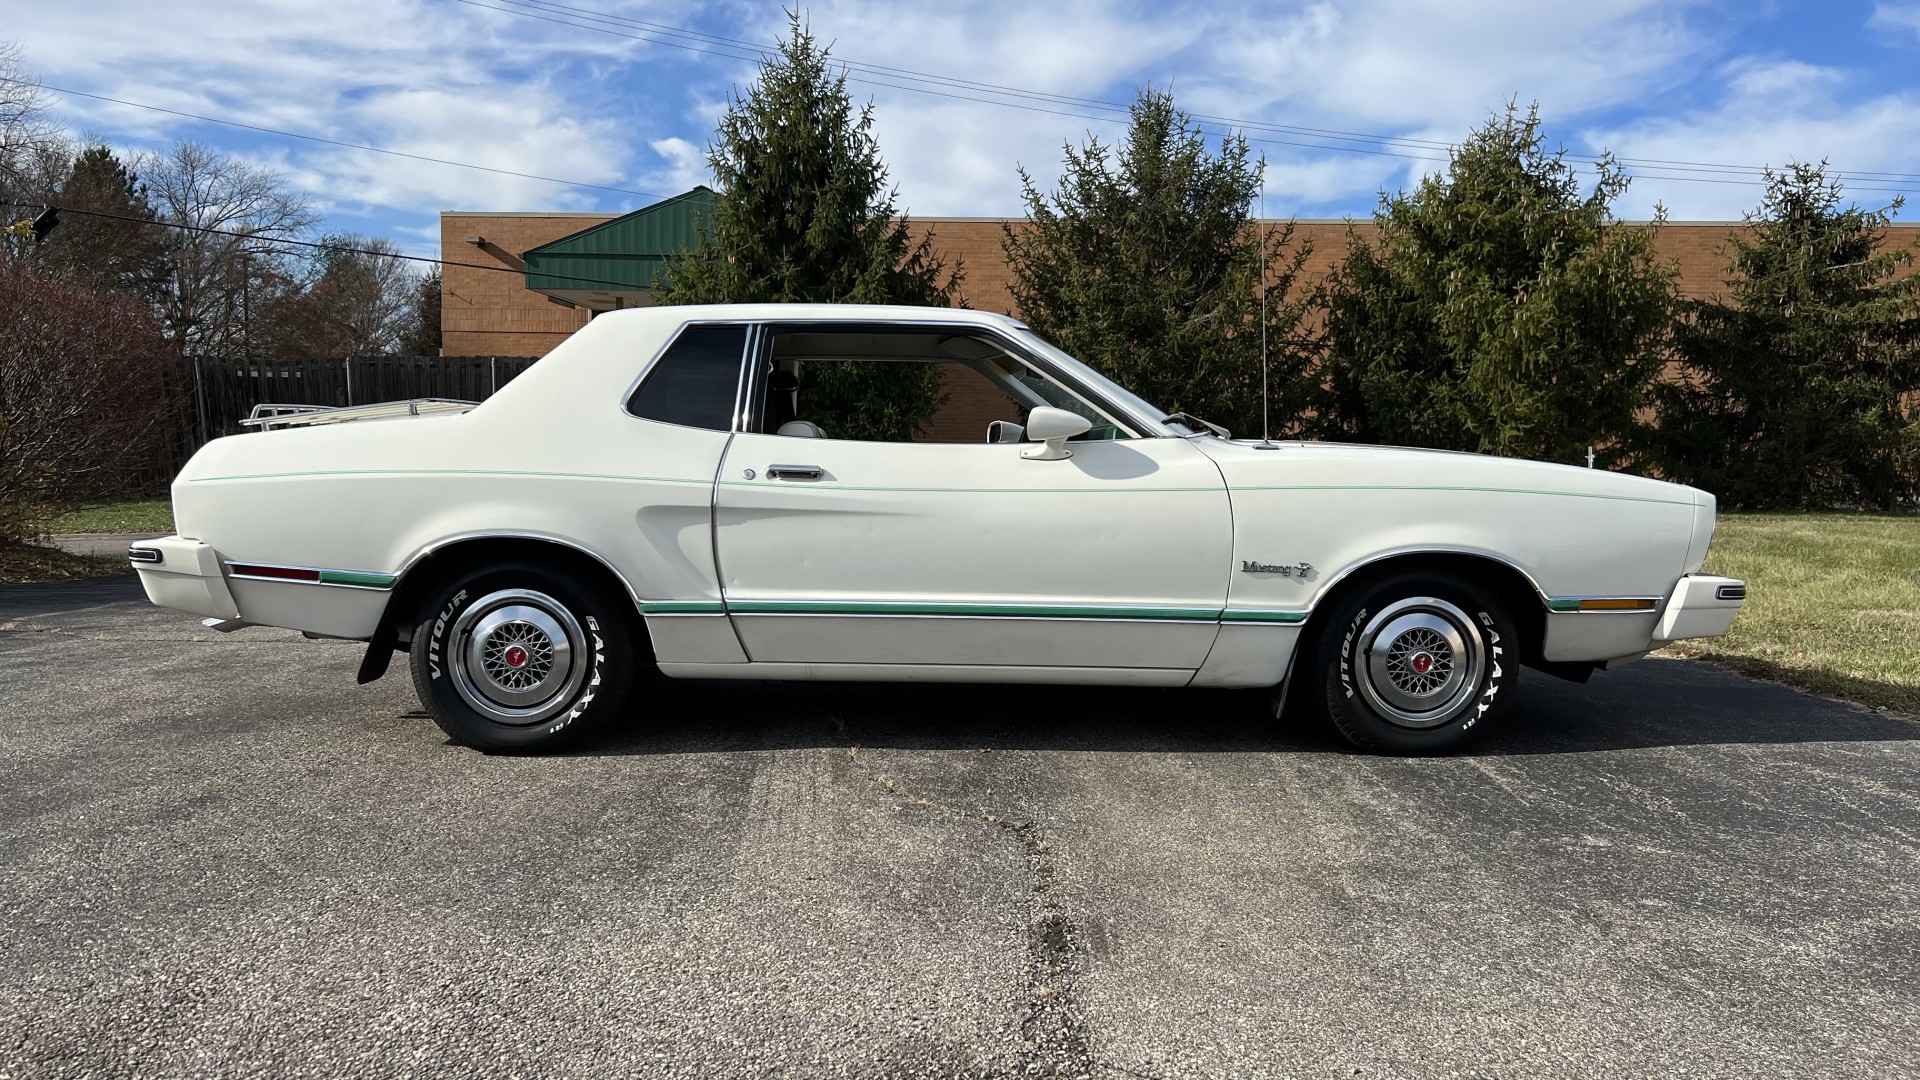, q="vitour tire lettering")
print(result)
[1339,608,1367,700]
[427,588,468,680]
